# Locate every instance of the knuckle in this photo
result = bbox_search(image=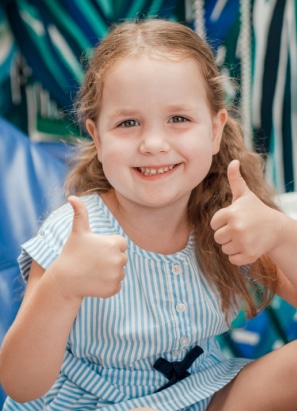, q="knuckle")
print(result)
[230,219,244,233]
[214,232,223,245]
